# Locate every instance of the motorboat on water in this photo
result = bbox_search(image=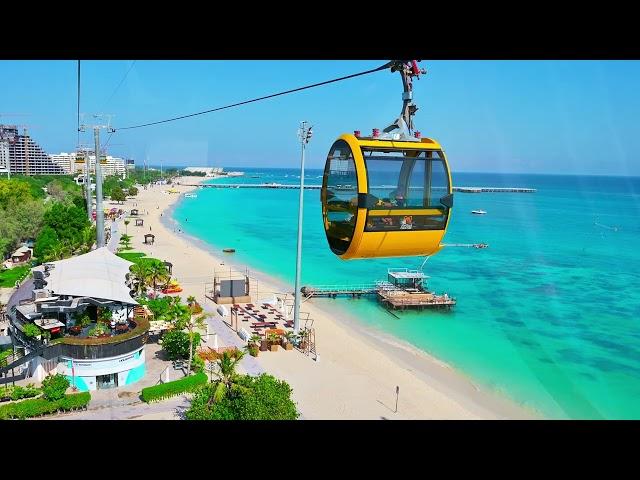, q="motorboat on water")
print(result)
[472,210,487,215]
[184,193,197,198]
